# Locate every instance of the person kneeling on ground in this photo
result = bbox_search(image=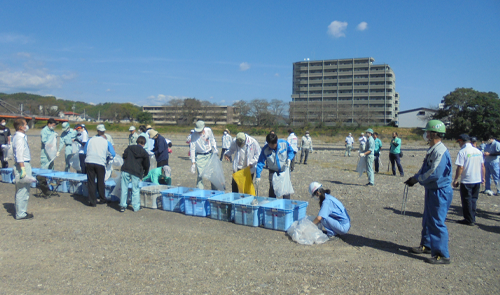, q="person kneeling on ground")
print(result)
[119,135,150,212]
[143,165,172,185]
[309,182,351,238]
